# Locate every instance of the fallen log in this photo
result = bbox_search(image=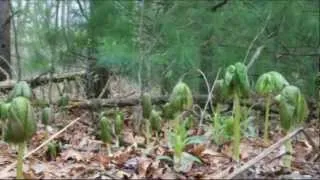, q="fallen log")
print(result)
[66,95,279,115]
[0,71,85,90]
